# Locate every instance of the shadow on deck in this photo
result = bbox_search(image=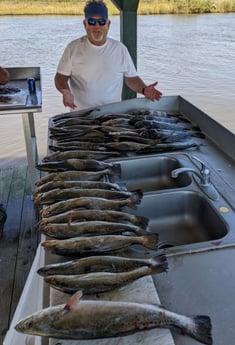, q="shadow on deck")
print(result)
[0,165,40,343]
